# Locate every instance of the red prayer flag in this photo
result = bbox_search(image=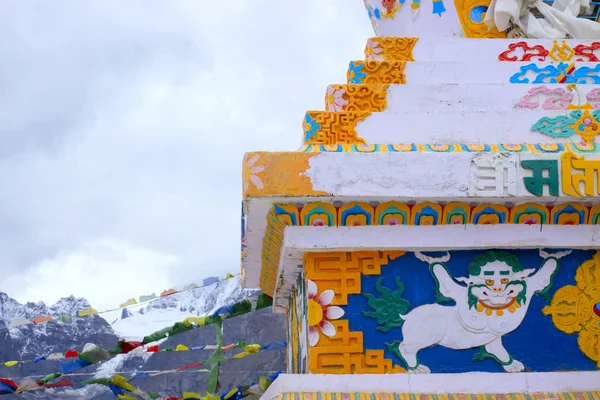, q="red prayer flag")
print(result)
[65,350,78,358]
[147,345,159,353]
[177,361,203,371]
[0,379,18,390]
[45,377,75,388]
[160,289,178,297]
[121,341,144,353]
[33,316,53,324]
